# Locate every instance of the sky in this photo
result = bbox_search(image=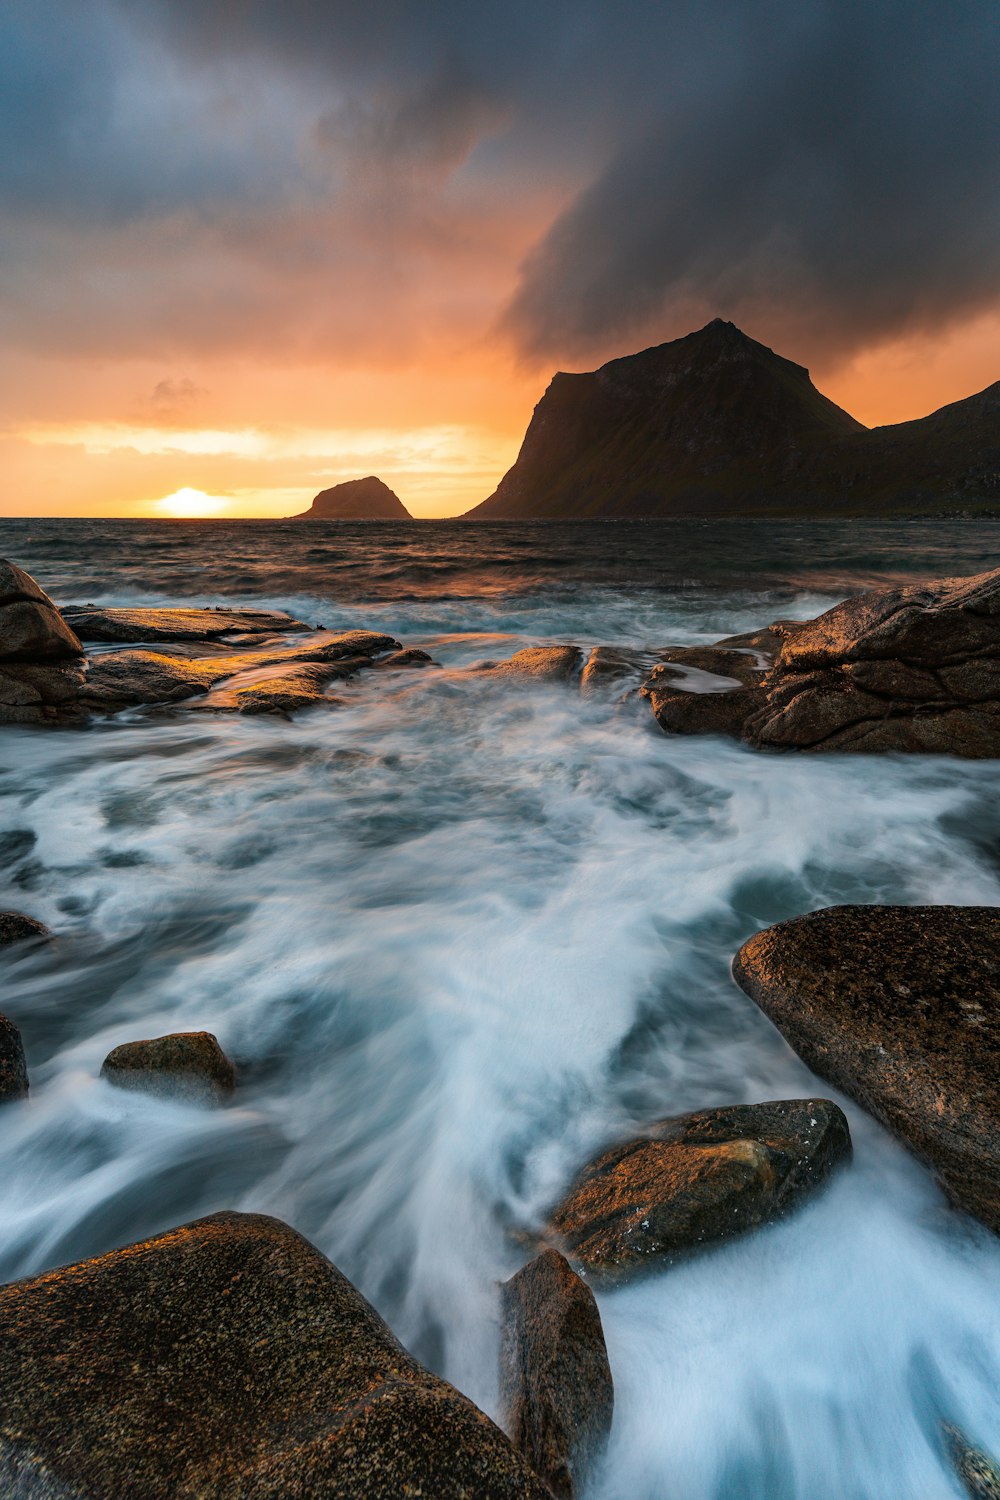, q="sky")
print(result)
[2,0,999,519]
